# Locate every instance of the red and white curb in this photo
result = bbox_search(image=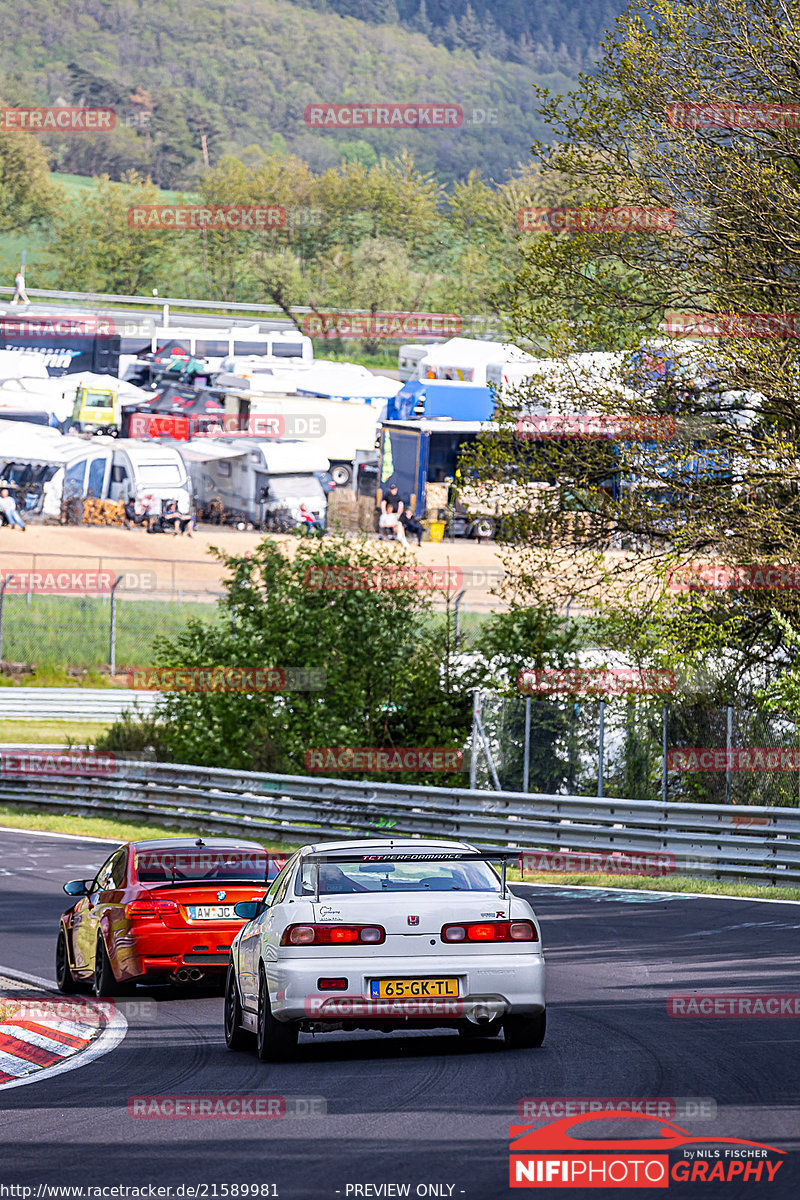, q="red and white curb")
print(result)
[0,966,127,1091]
